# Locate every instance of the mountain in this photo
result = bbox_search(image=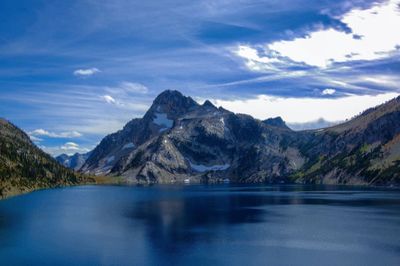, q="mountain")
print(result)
[287,118,340,131]
[292,96,400,186]
[56,152,92,171]
[81,90,400,186]
[0,118,92,198]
